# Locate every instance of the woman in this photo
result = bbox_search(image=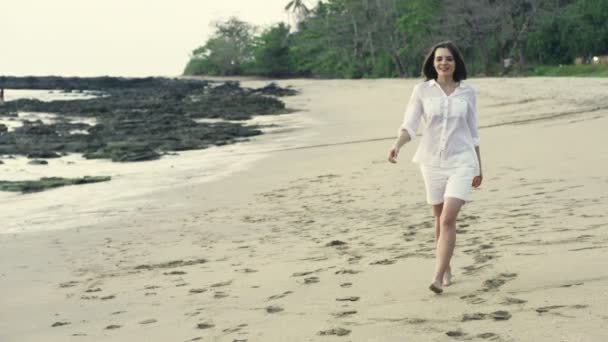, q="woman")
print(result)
[388,41,483,294]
